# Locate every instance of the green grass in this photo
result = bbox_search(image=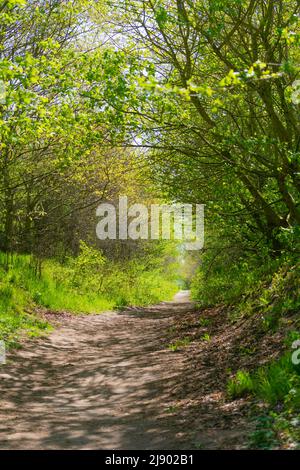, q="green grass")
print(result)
[254,355,296,405]
[227,350,300,405]
[192,247,300,448]
[168,337,191,351]
[0,311,51,349]
[0,247,178,349]
[0,254,52,348]
[227,342,300,448]
[198,317,211,327]
[227,370,254,399]
[191,251,300,319]
[201,333,211,341]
